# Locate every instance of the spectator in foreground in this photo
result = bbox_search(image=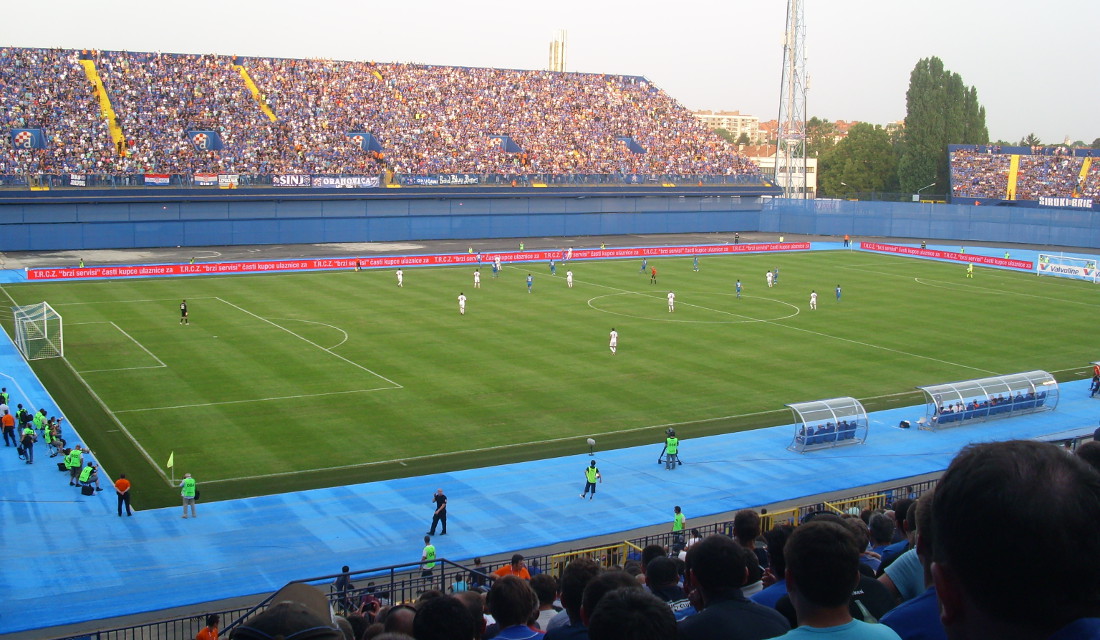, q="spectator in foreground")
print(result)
[931,440,1100,640]
[645,556,696,621]
[771,521,900,640]
[453,591,488,639]
[881,489,944,640]
[530,573,560,630]
[579,571,644,629]
[587,587,677,640]
[487,576,540,640]
[544,557,600,636]
[1076,440,1100,474]
[751,524,794,609]
[231,584,342,640]
[413,594,476,640]
[678,535,789,640]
